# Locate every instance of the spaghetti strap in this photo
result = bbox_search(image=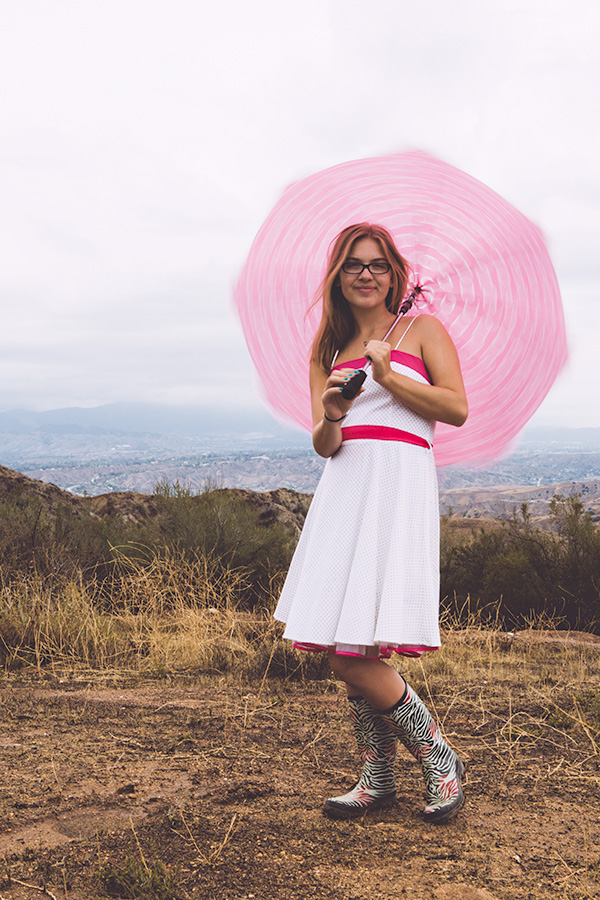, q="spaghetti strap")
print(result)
[332,313,418,367]
[394,315,418,350]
